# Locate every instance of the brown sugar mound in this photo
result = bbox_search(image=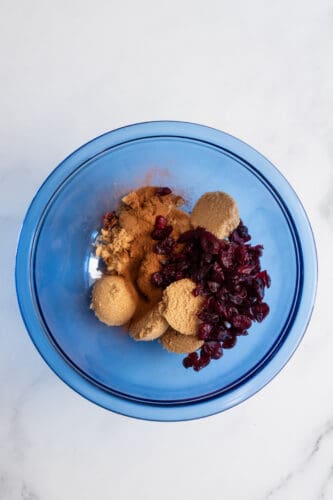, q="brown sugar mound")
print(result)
[120,187,184,237]
[161,279,204,335]
[129,303,168,341]
[160,328,204,354]
[191,191,239,239]
[96,227,133,275]
[91,275,138,326]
